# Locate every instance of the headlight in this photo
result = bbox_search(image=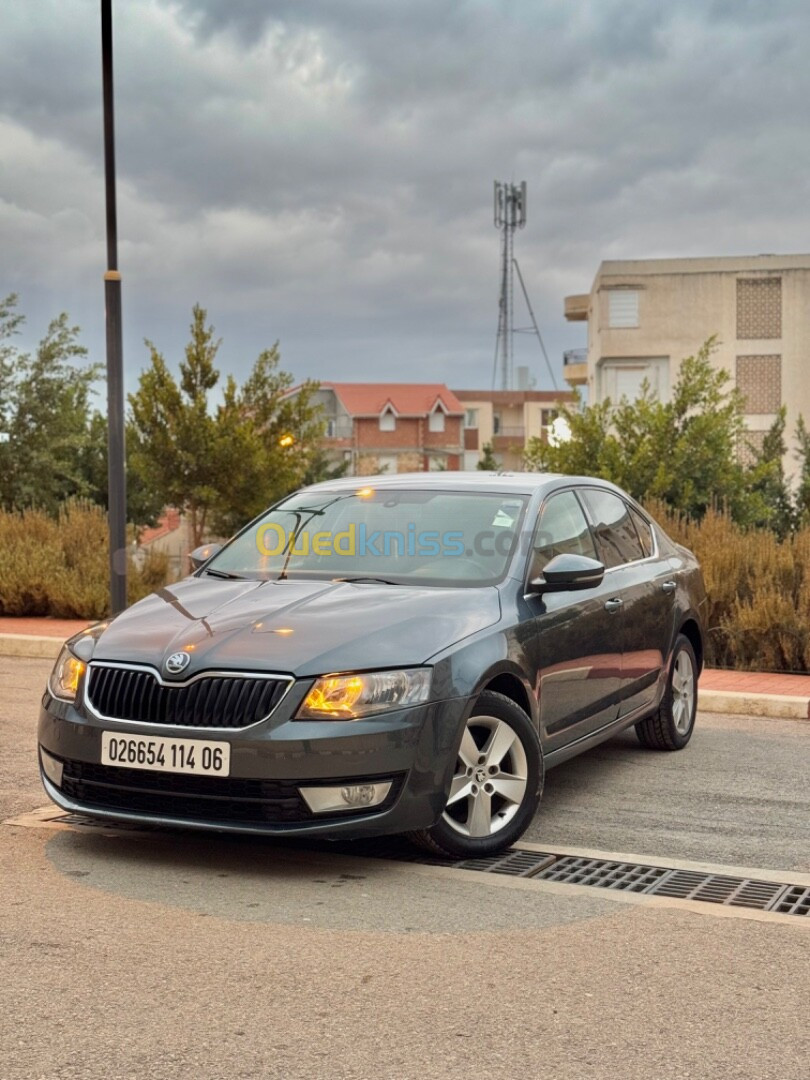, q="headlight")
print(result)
[296,668,432,720]
[48,646,86,702]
